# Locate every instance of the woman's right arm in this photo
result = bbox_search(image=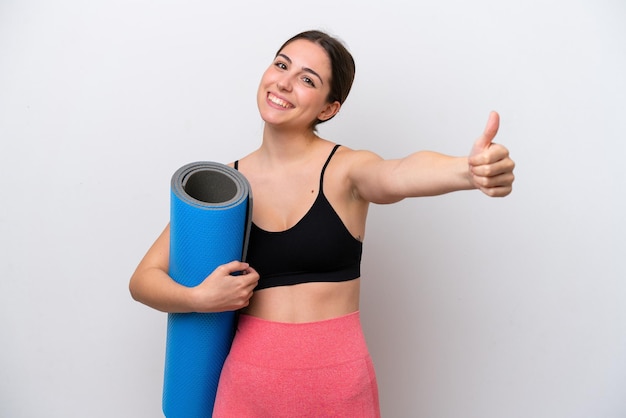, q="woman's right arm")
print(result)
[129,224,259,313]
